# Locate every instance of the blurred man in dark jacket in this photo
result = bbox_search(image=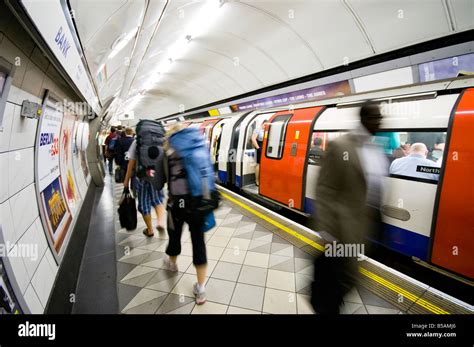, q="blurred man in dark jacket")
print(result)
[311,102,388,314]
